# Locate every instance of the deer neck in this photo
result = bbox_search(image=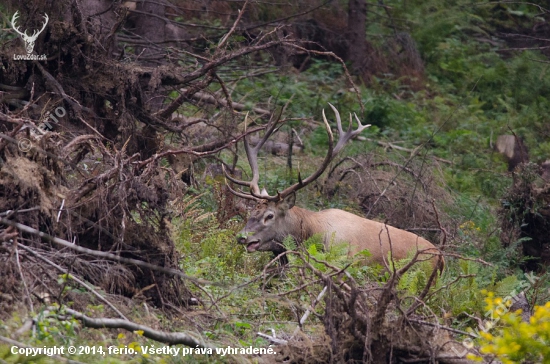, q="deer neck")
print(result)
[284,206,317,243]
